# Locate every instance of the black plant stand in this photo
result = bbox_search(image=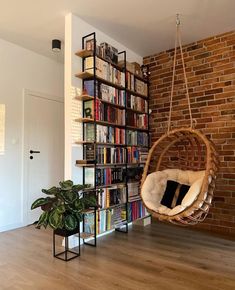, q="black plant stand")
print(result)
[53,225,80,261]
